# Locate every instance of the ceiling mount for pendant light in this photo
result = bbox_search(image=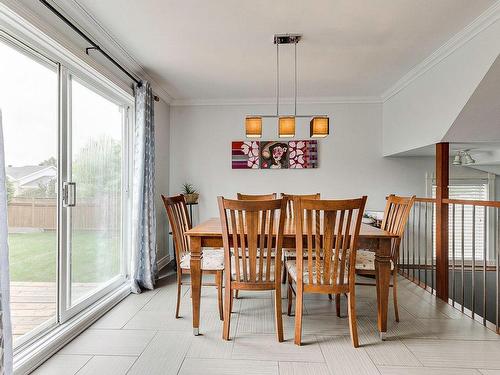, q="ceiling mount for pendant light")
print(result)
[452,150,476,166]
[245,34,330,138]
